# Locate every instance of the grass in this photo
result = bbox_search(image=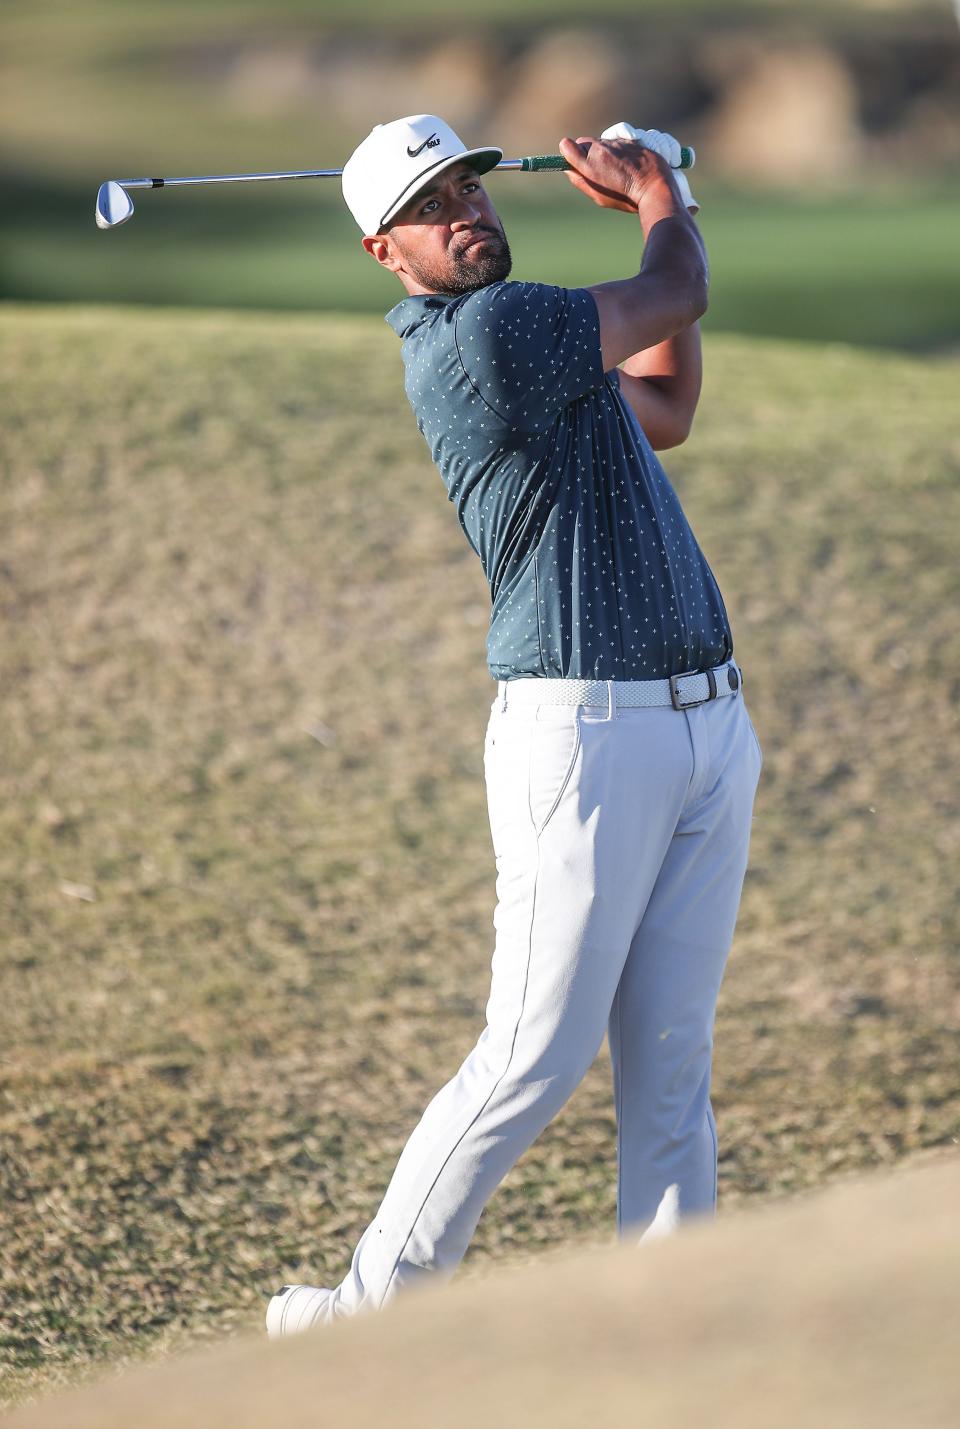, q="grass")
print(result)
[4,178,960,350]
[1,303,958,1411]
